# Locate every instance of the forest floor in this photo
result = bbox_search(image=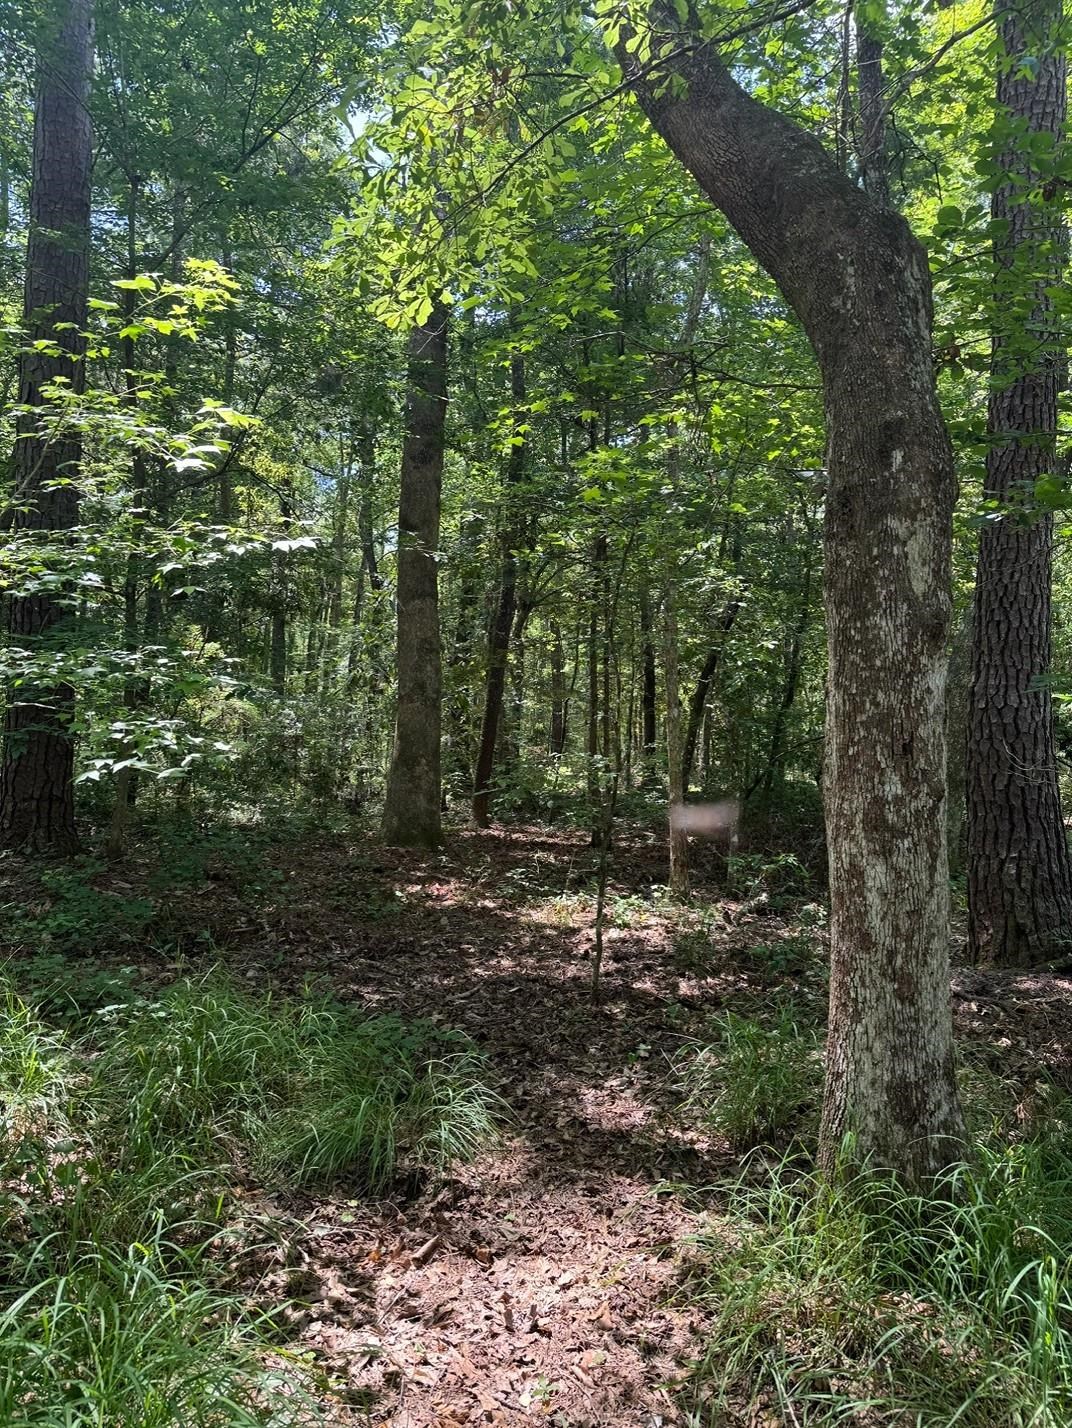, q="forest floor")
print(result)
[6,820,1072,1426]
